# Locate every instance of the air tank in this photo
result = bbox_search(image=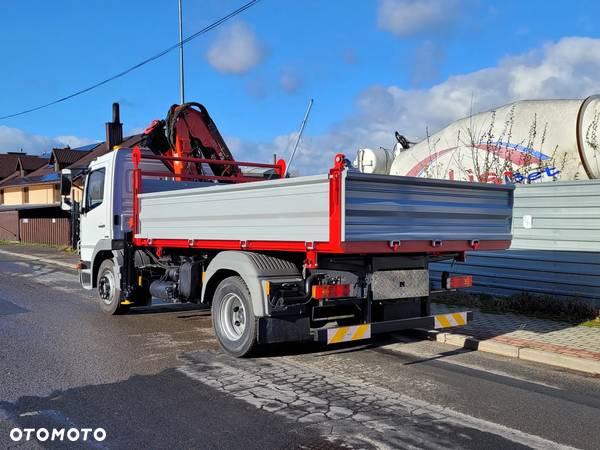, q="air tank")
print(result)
[382,96,600,183]
[354,147,396,174]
